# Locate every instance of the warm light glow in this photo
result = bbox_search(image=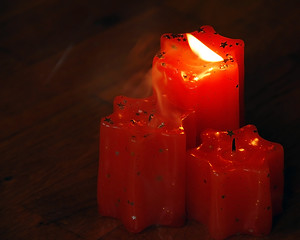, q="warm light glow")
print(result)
[181,69,213,82]
[238,148,245,152]
[250,138,259,146]
[187,34,224,62]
